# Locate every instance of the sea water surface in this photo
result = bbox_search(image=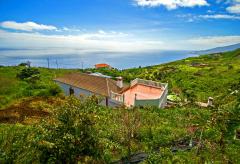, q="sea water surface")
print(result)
[0,49,196,69]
